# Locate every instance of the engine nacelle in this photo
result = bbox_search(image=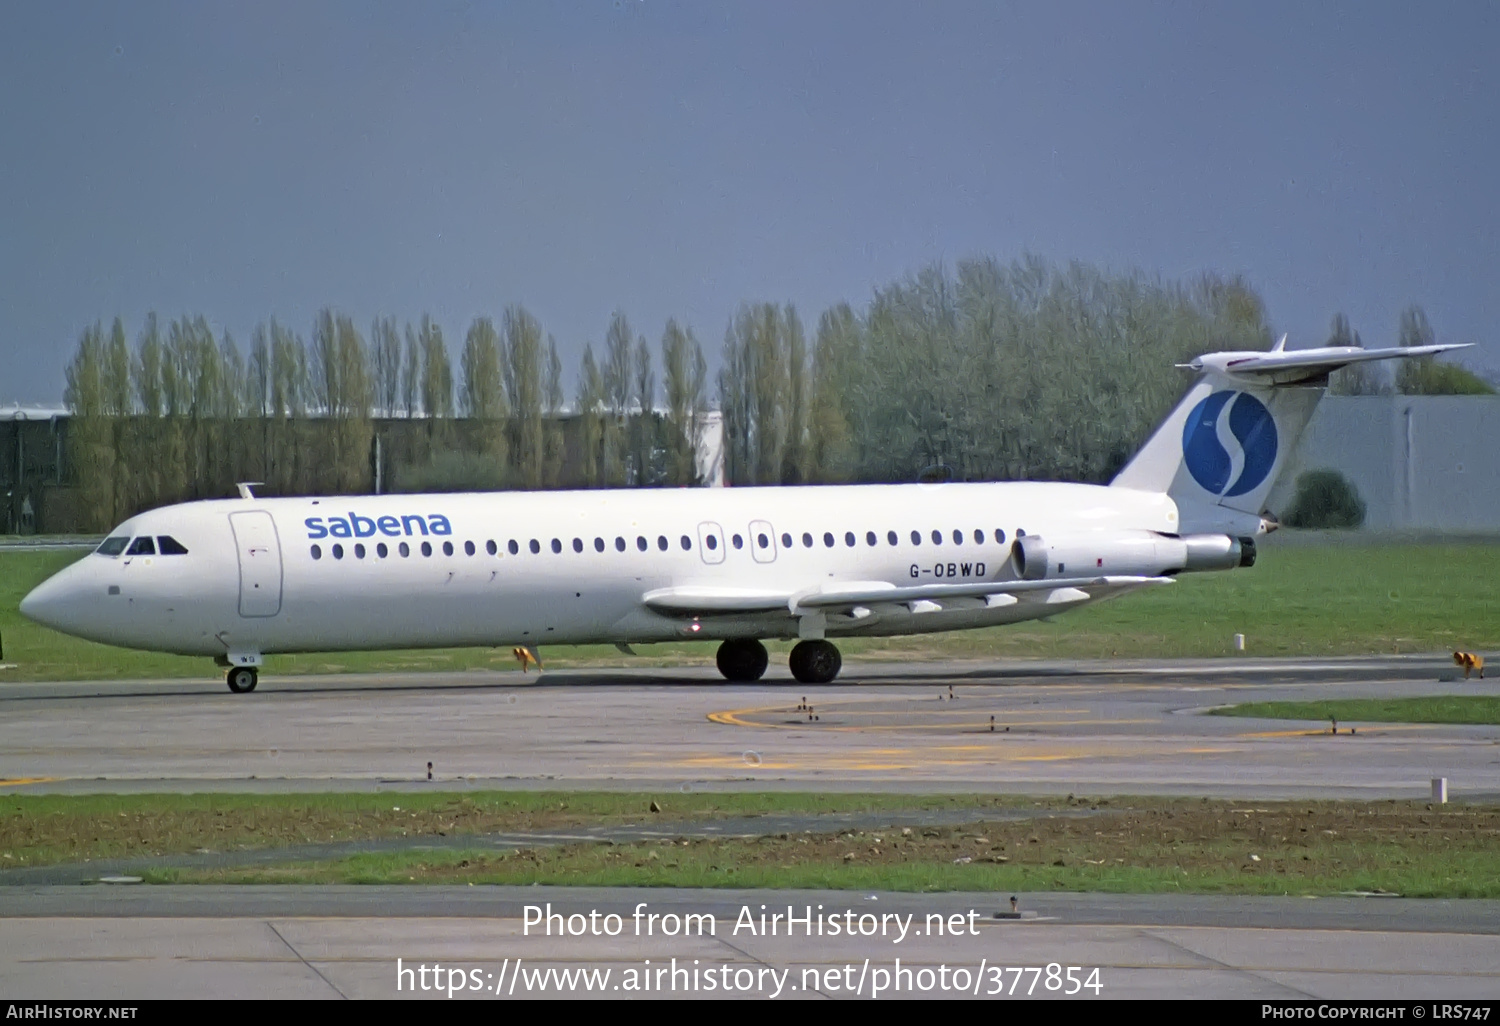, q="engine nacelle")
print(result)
[1180,533,1256,572]
[1009,531,1254,579]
